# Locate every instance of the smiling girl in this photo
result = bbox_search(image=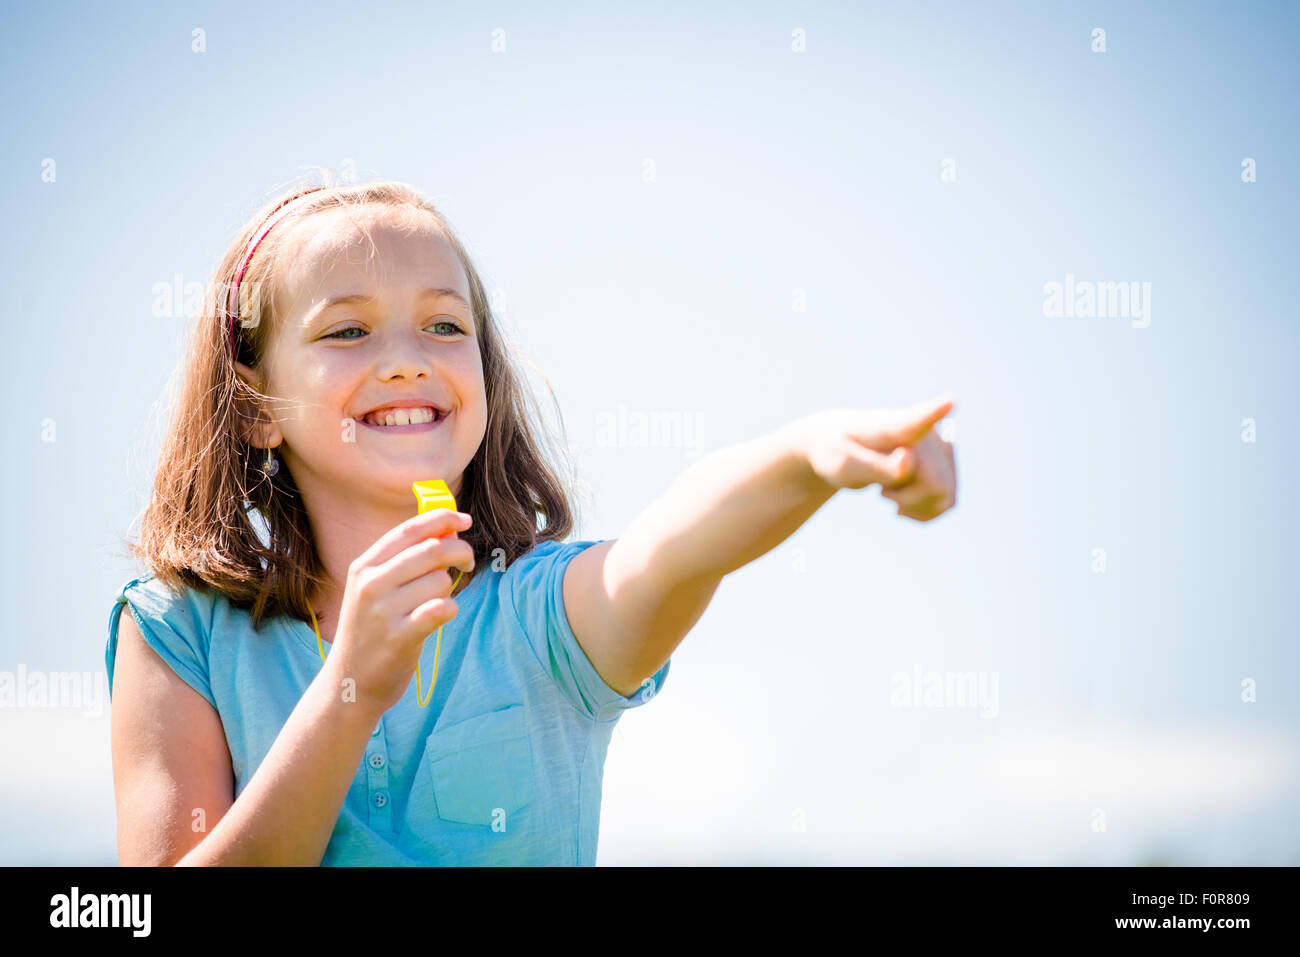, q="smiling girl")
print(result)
[106,179,957,866]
